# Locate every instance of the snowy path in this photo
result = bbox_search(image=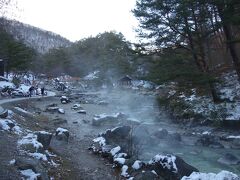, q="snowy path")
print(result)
[0,91,56,111]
